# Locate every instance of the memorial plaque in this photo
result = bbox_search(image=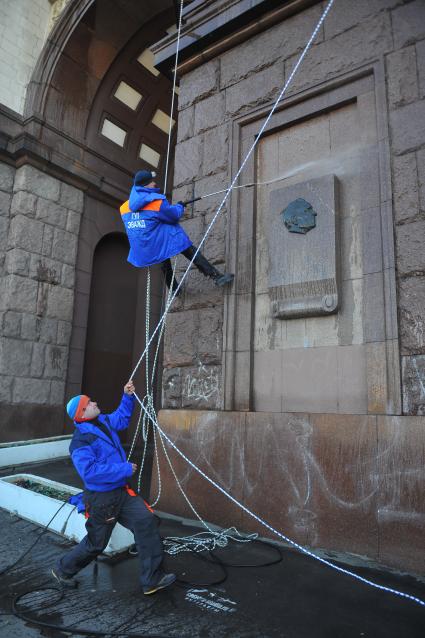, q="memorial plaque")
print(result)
[268,175,339,319]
